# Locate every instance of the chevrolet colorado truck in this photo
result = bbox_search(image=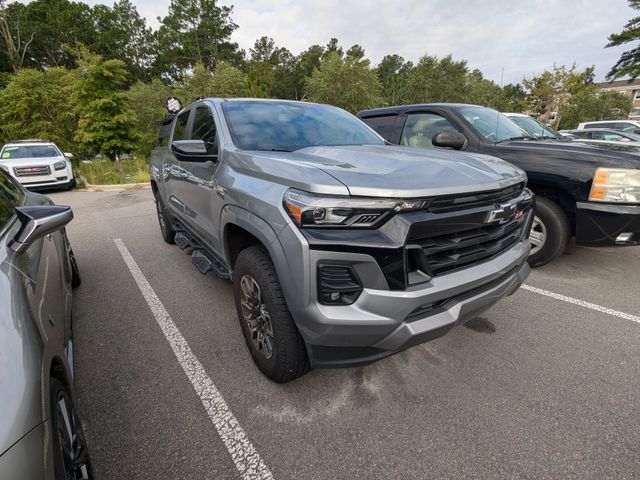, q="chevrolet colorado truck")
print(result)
[150,98,534,382]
